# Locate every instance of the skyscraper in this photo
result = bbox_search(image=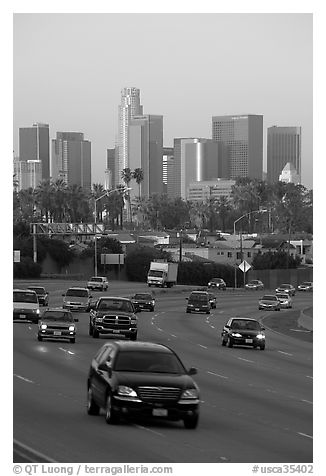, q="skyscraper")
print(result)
[128,115,163,199]
[51,132,91,190]
[19,123,50,180]
[267,126,301,184]
[212,115,263,180]
[118,87,143,184]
